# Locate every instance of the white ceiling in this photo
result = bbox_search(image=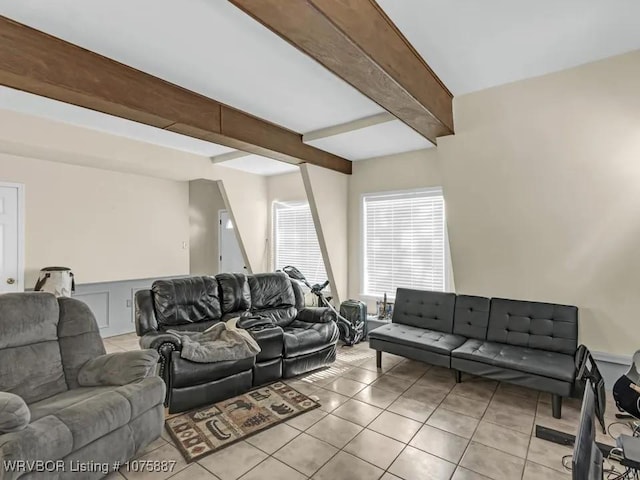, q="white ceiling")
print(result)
[0,0,383,133]
[305,119,433,161]
[377,0,640,95]
[0,87,234,157]
[2,0,640,175]
[218,155,299,176]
